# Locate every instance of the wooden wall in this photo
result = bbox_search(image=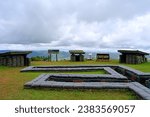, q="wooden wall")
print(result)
[120,54,147,64]
[0,55,30,67]
[96,54,109,61]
